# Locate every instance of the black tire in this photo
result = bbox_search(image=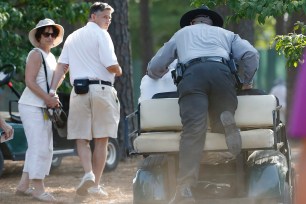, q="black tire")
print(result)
[290,168,296,204]
[0,150,3,177]
[104,138,120,172]
[51,156,63,170]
